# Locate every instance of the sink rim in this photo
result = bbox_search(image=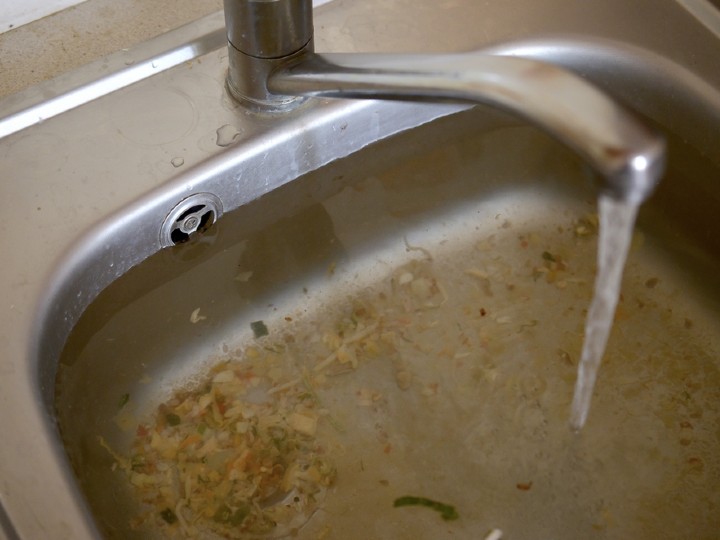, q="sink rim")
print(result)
[2,0,720,538]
